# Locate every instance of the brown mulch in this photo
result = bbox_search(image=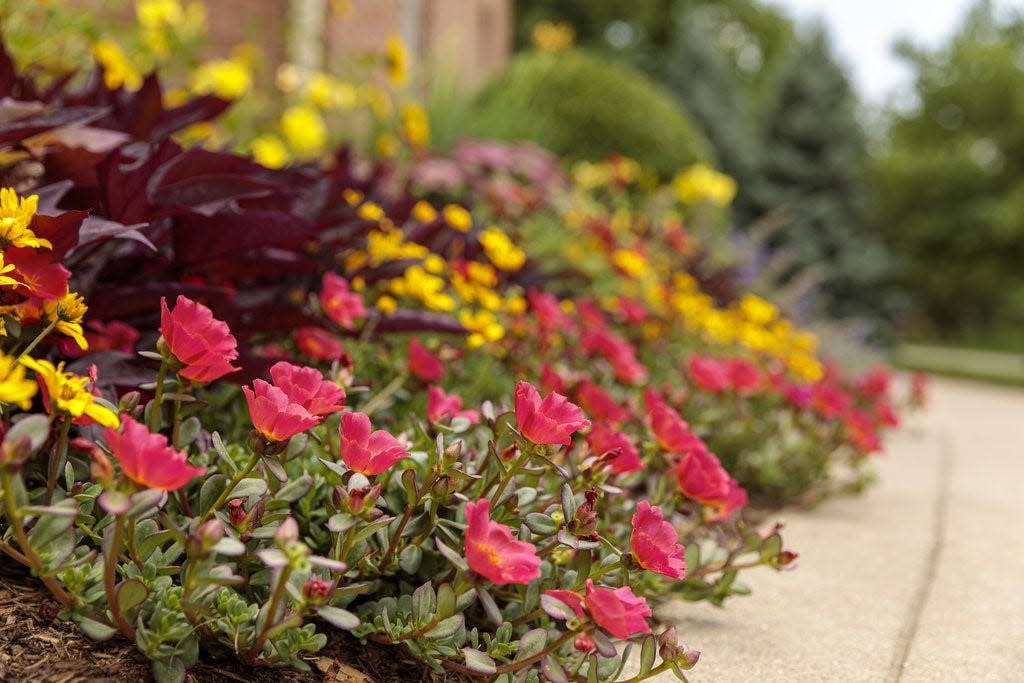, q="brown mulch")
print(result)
[0,565,471,683]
